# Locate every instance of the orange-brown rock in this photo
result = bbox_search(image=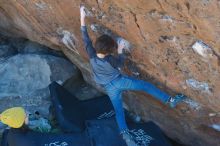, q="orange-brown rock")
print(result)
[0,0,220,145]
